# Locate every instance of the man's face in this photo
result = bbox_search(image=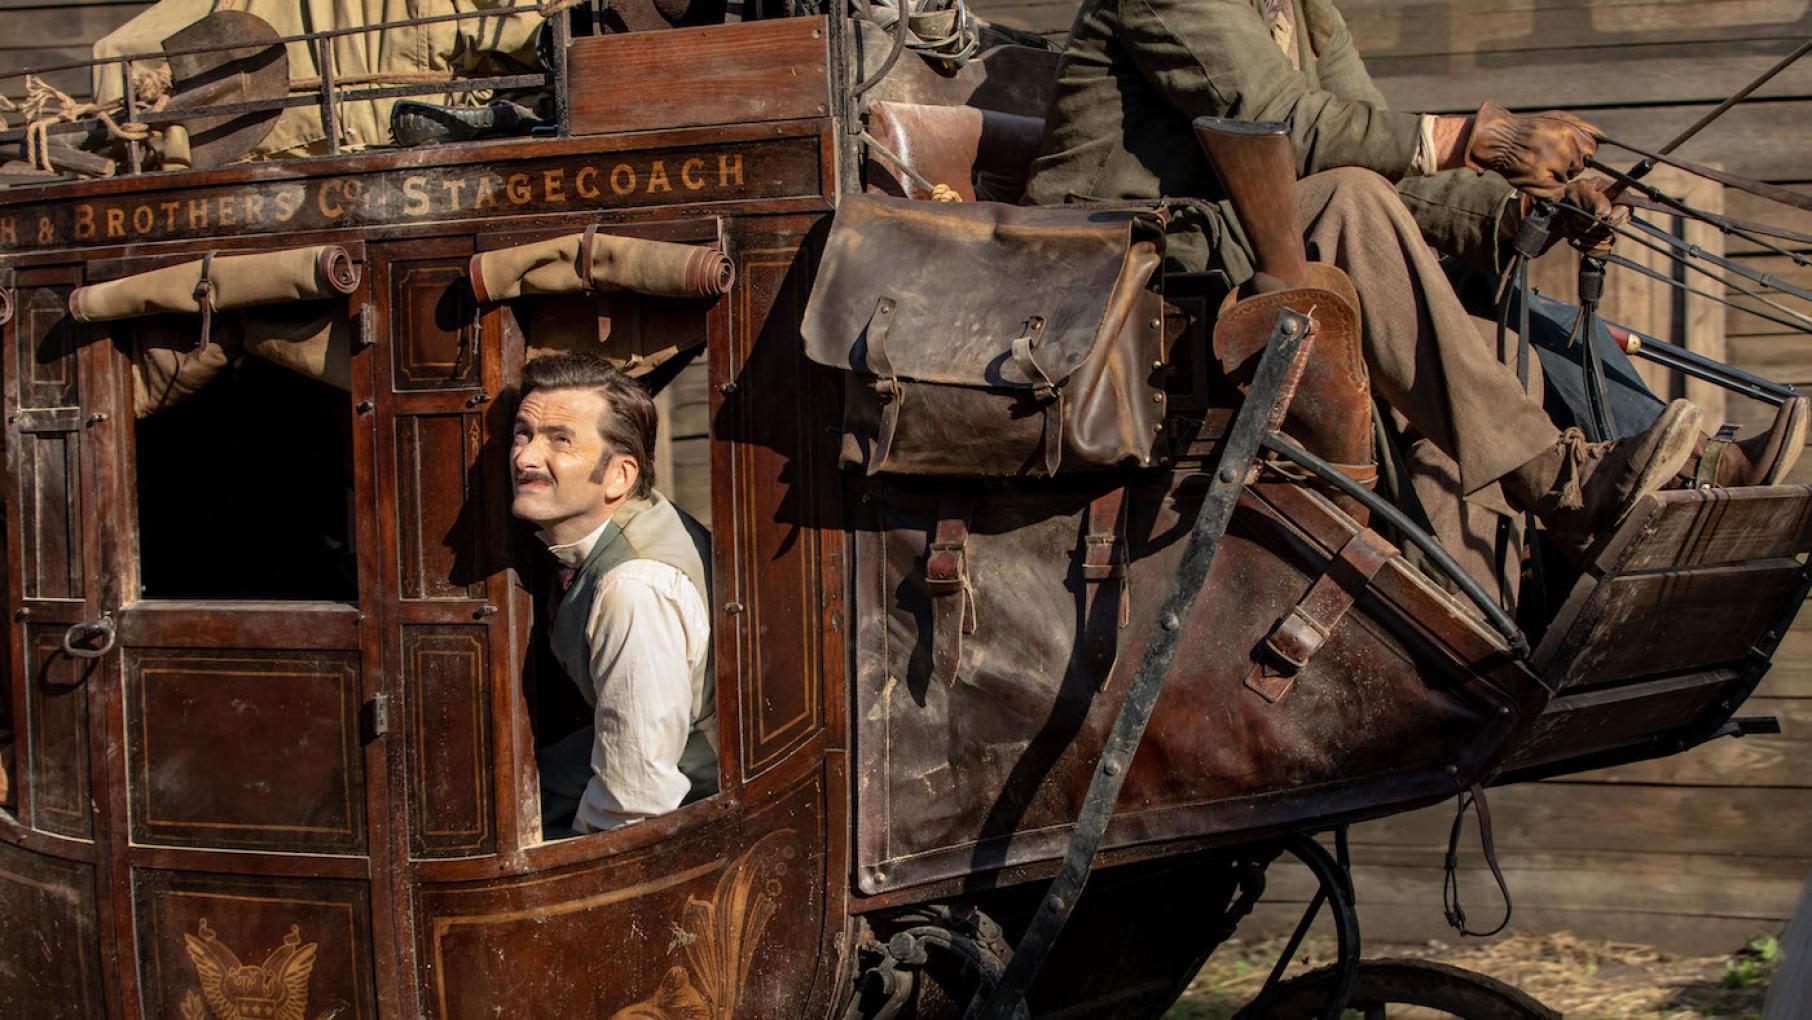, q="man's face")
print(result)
[510,387,637,542]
